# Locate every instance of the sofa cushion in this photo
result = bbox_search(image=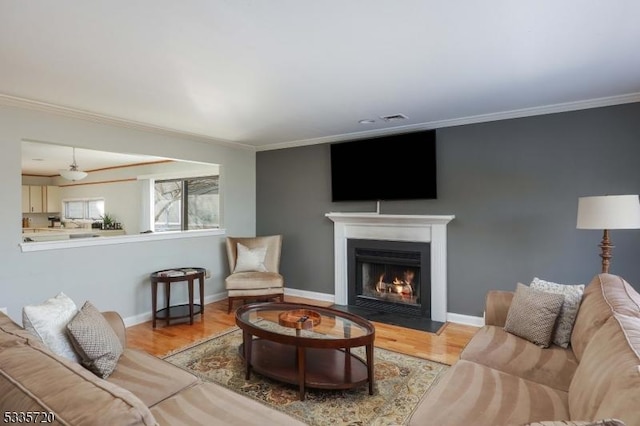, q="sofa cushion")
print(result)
[460,325,578,391]
[523,420,625,426]
[571,274,640,360]
[0,337,156,425]
[21,292,80,362]
[0,312,48,350]
[569,314,640,426]
[67,301,123,378]
[225,271,284,290]
[150,382,306,425]
[107,348,199,408]
[504,283,564,347]
[530,277,585,348]
[407,360,570,426]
